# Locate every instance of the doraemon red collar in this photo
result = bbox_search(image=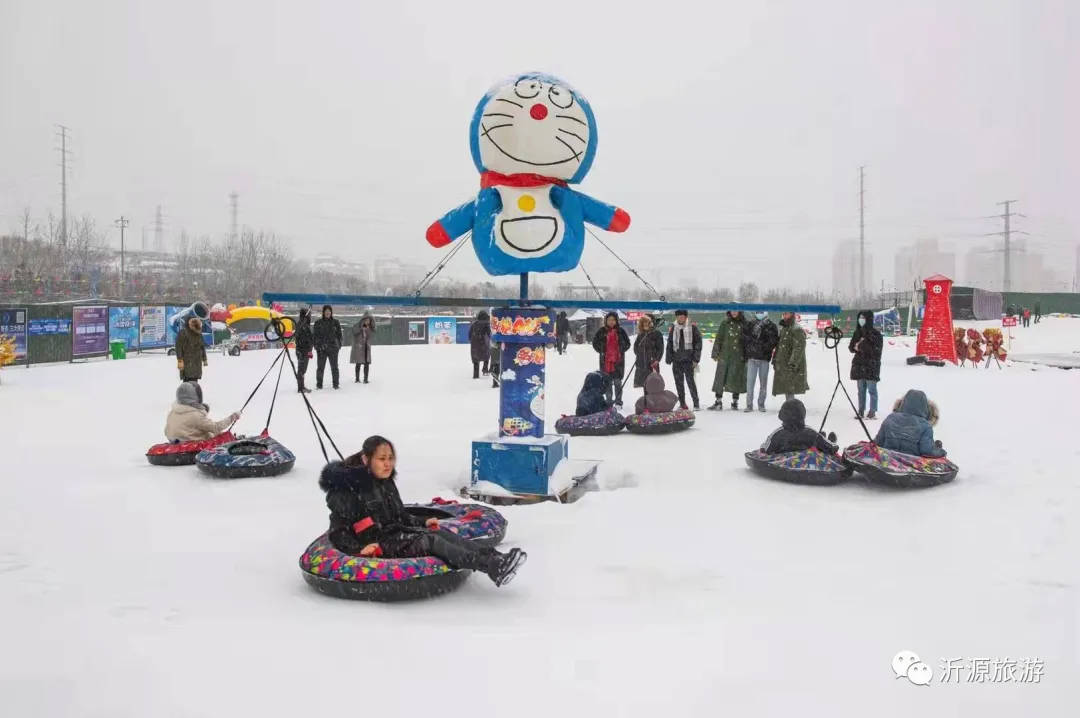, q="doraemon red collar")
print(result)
[480,171,568,189]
